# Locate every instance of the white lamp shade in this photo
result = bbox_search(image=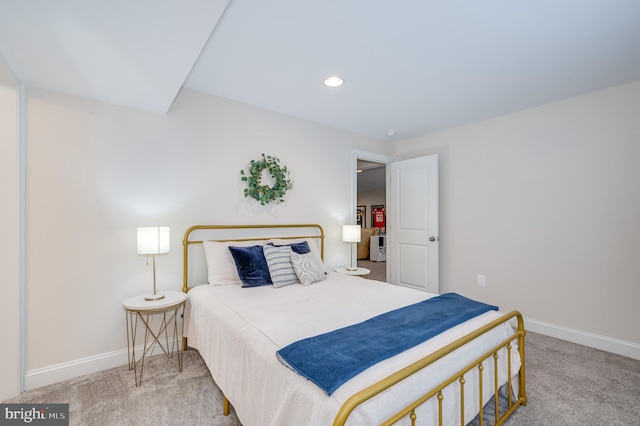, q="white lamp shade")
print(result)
[342,225,361,243]
[137,227,170,255]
